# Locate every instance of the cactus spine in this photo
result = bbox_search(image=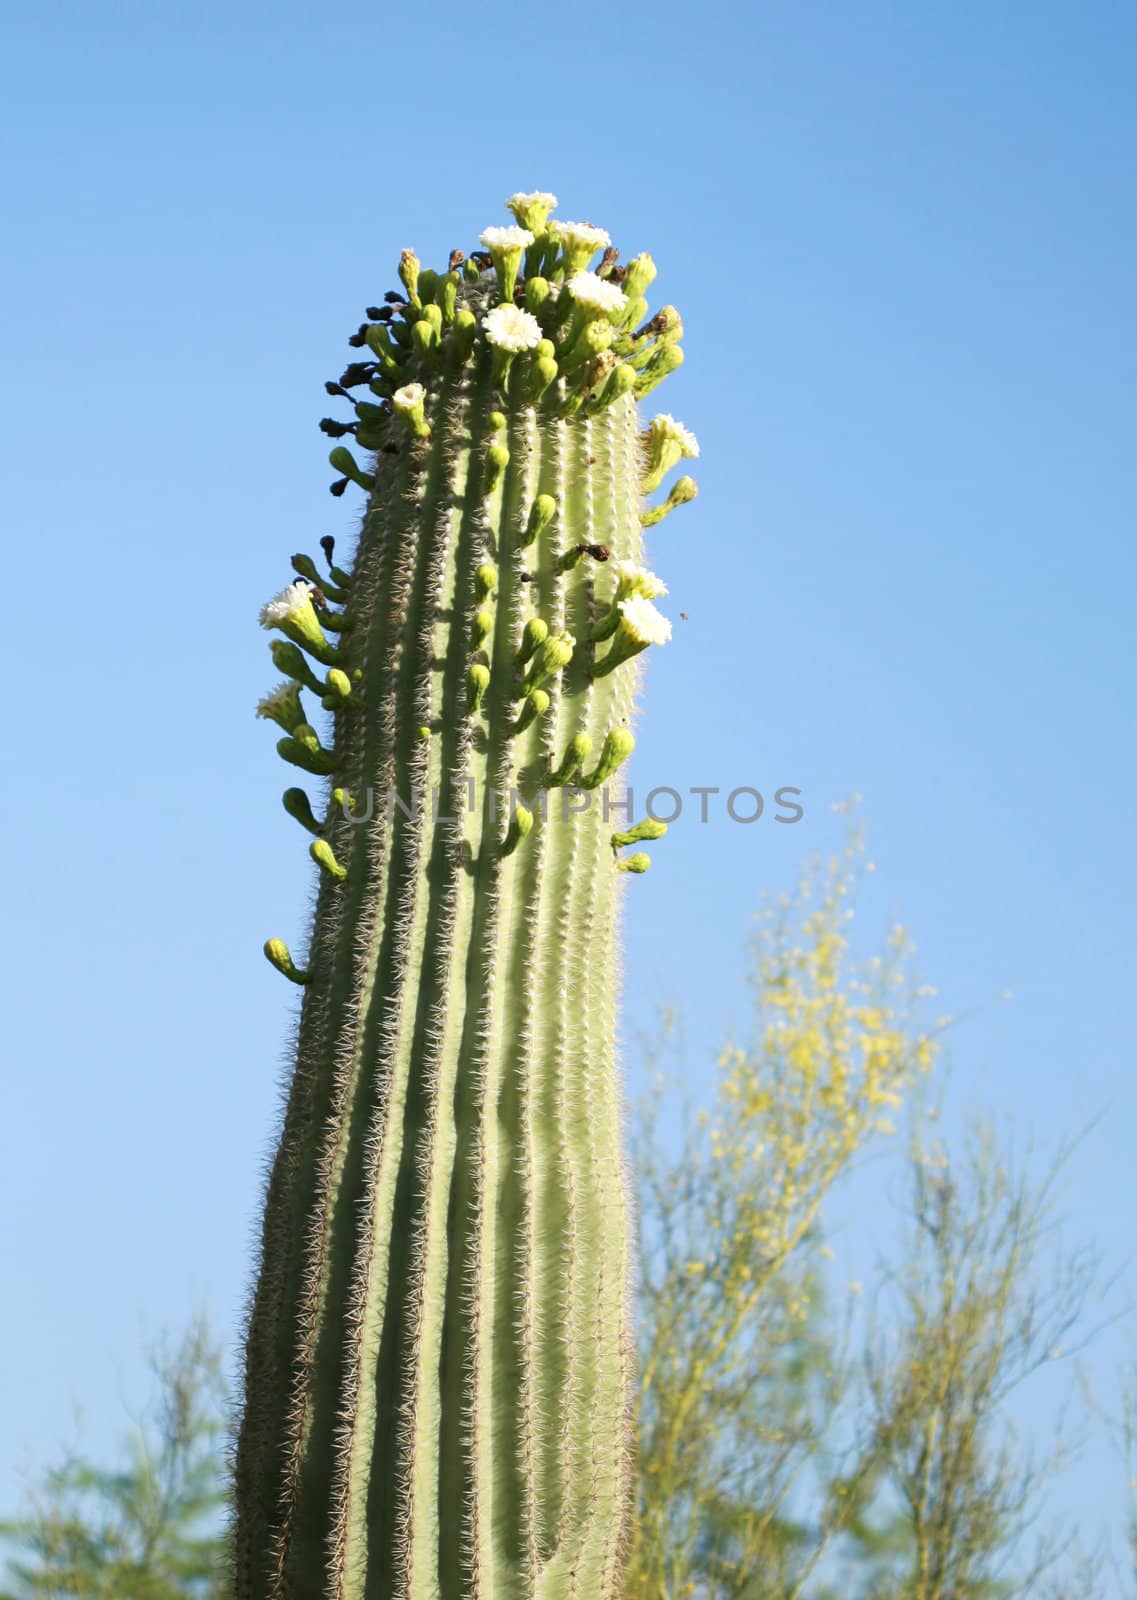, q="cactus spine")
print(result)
[235,191,698,1600]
